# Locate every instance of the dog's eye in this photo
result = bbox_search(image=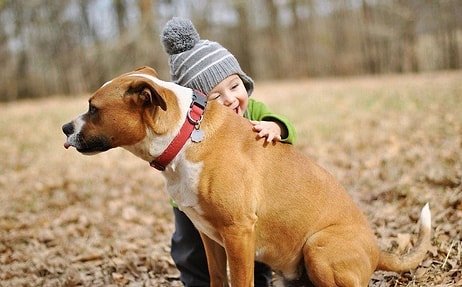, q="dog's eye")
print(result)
[89,104,98,115]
